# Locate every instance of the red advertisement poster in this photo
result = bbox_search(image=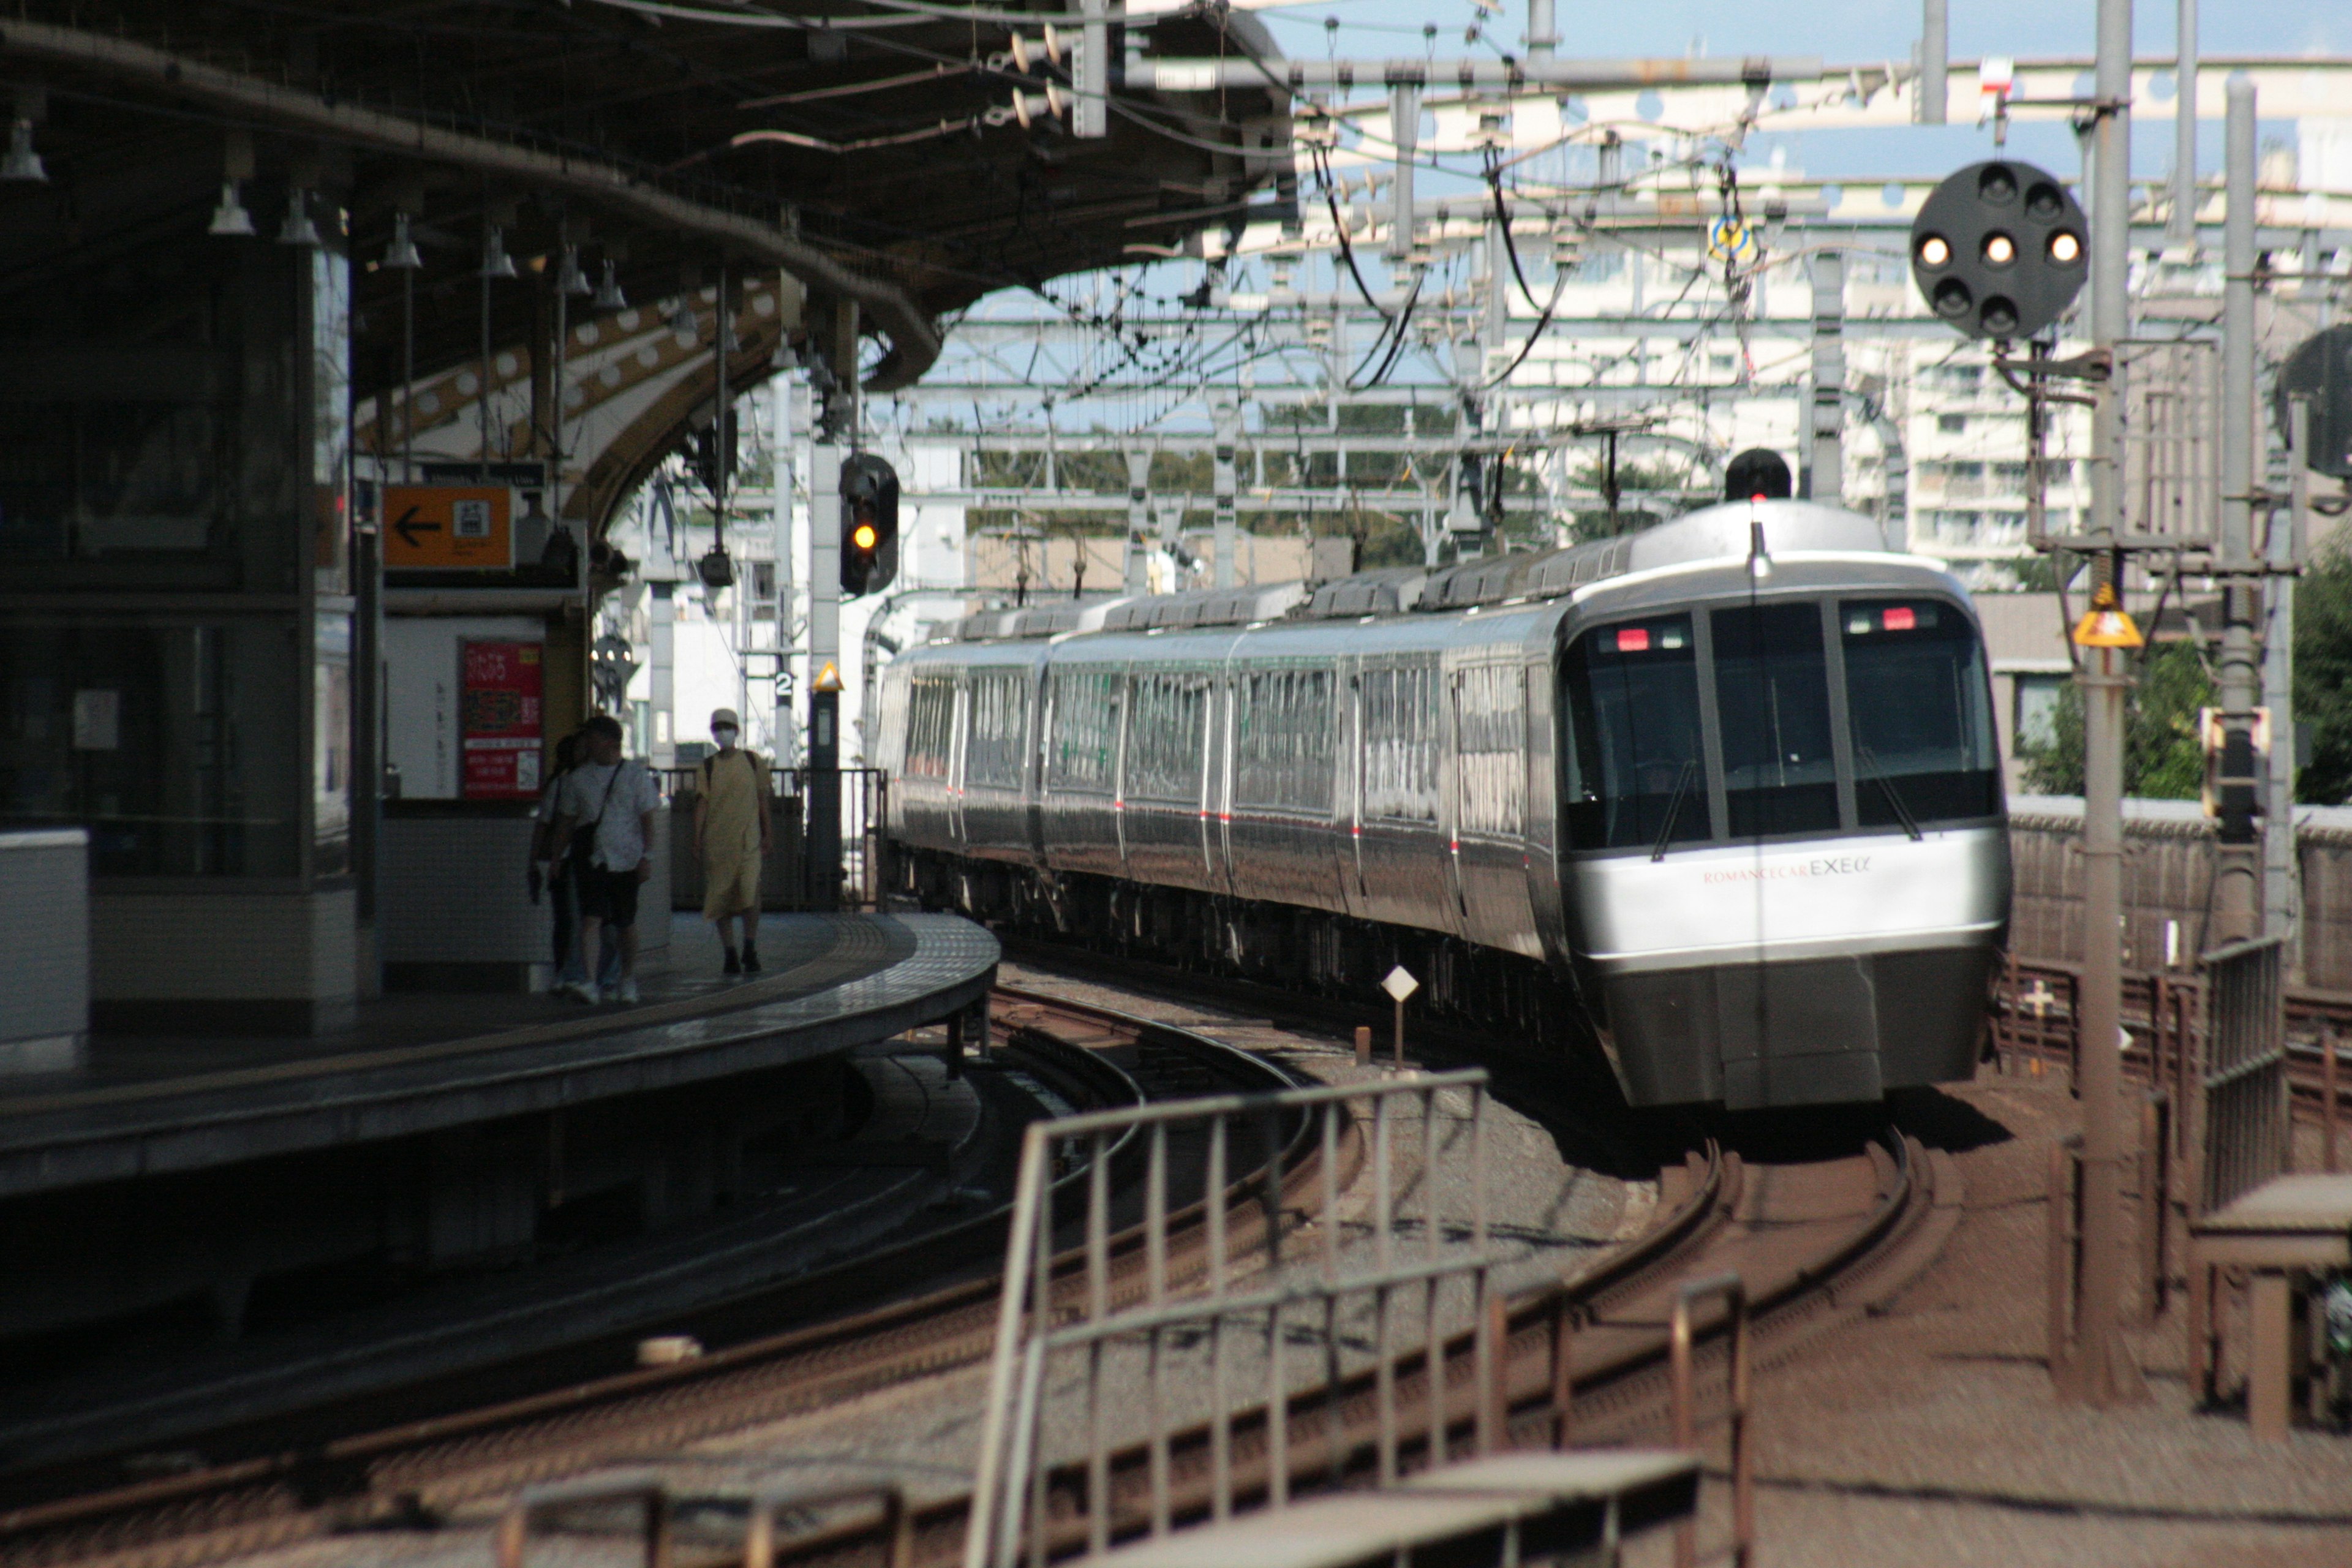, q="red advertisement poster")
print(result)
[461,640,545,800]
